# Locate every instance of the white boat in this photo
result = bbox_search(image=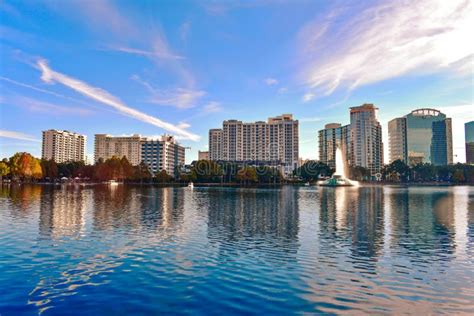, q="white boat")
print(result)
[304,182,311,186]
[107,180,119,186]
[187,182,194,189]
